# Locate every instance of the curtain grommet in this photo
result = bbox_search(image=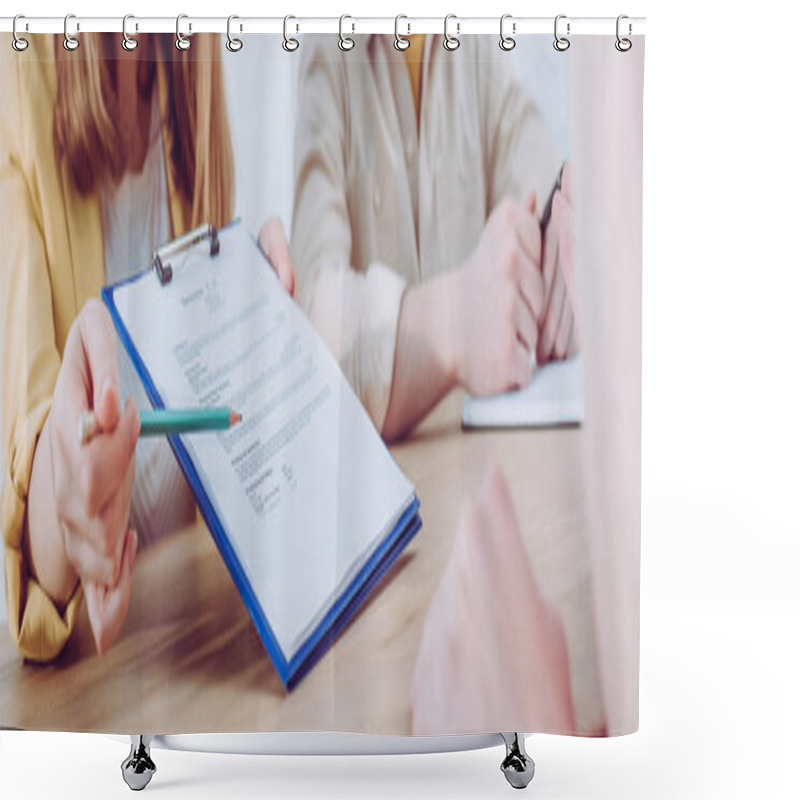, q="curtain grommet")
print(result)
[394,15,410,51]
[283,15,299,52]
[616,15,632,52]
[227,14,243,52]
[63,13,79,51]
[554,14,570,52]
[175,13,191,51]
[499,14,516,51]
[122,14,138,51]
[12,14,29,52]
[443,14,460,51]
[339,14,355,51]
